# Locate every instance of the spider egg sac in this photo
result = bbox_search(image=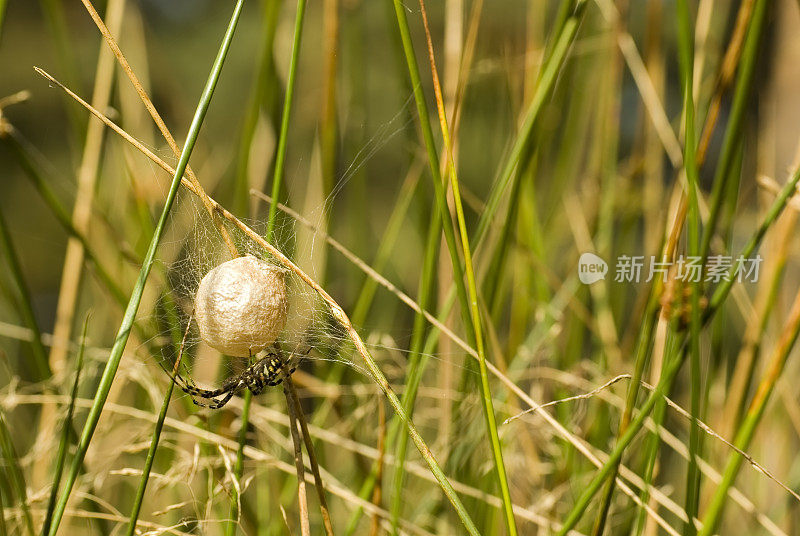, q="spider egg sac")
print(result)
[195,255,288,357]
